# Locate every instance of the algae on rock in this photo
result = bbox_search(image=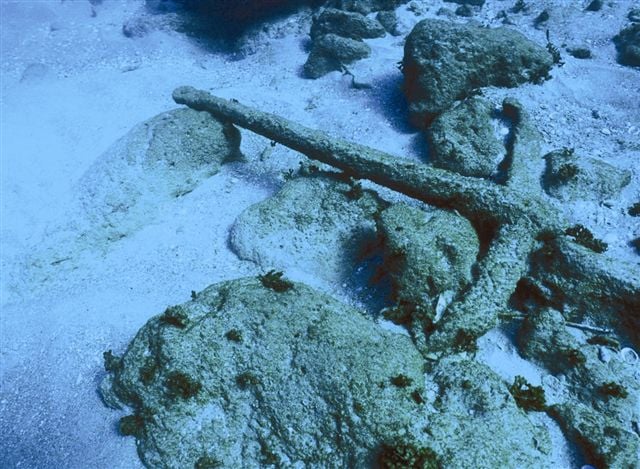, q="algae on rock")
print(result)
[102,277,430,468]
